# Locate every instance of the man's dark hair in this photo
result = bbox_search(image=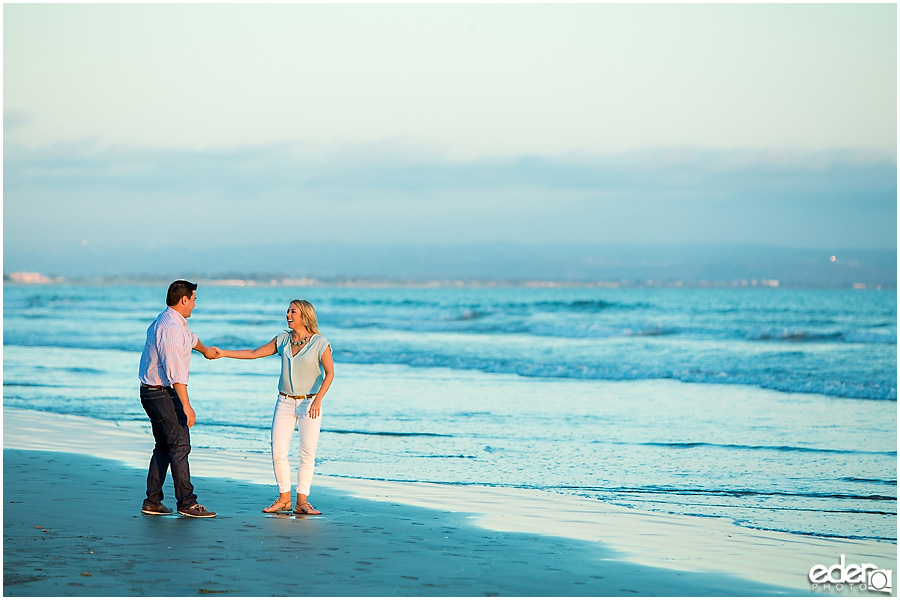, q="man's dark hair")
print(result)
[166,280,198,307]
